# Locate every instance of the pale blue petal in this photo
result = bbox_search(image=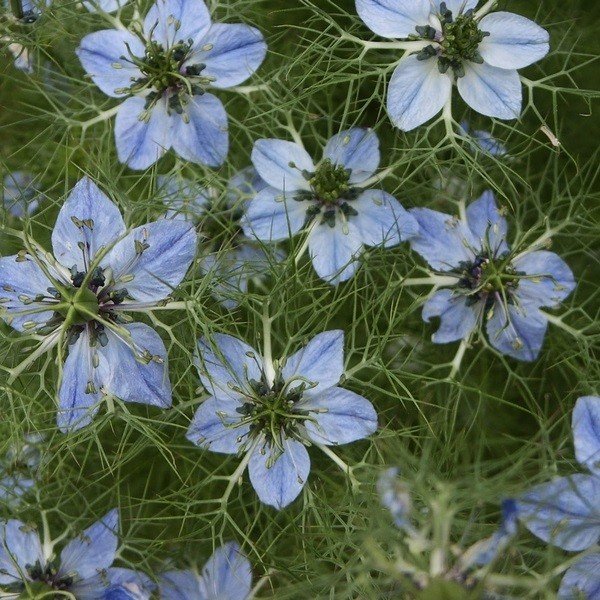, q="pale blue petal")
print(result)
[517,474,600,551]
[409,207,477,270]
[191,23,266,89]
[73,567,155,600]
[573,395,600,476]
[251,139,314,192]
[423,289,480,344]
[186,396,248,454]
[58,509,118,580]
[241,185,307,241]
[0,254,55,332]
[0,520,43,584]
[83,0,129,12]
[76,30,144,98]
[472,128,508,157]
[57,329,105,433]
[281,330,344,396]
[322,128,380,184]
[171,93,228,167]
[52,177,126,271]
[160,570,200,600]
[486,300,548,361]
[479,12,549,70]
[115,96,171,170]
[106,218,196,302]
[158,174,211,221]
[377,467,412,530]
[457,62,521,120]
[143,0,211,47]
[198,542,252,600]
[3,171,39,217]
[101,324,172,408]
[558,554,600,600]
[248,437,310,509]
[195,334,262,401]
[512,251,575,309]
[432,0,477,15]
[355,0,431,39]
[227,166,268,204]
[308,220,363,284]
[298,386,377,445]
[387,55,452,131]
[352,189,418,247]
[465,190,509,256]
